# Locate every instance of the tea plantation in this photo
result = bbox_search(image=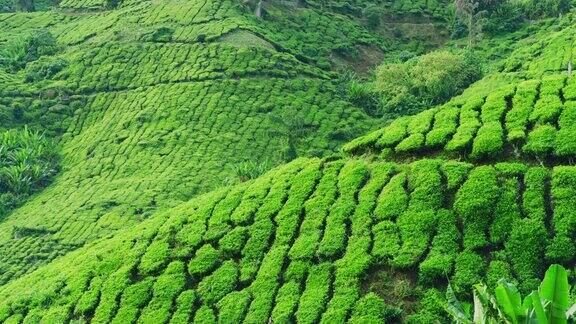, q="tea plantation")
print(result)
[1,156,575,322]
[1,0,576,322]
[345,74,576,162]
[0,0,406,284]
